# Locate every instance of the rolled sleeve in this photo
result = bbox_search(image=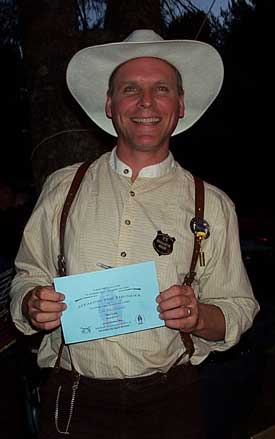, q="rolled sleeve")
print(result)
[197,187,260,353]
[9,168,74,335]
